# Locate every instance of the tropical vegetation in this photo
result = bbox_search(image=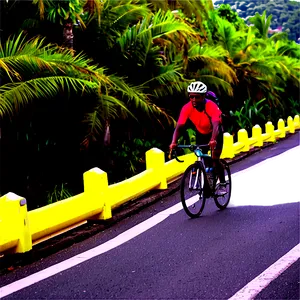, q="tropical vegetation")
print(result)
[0,0,299,209]
[214,0,300,42]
